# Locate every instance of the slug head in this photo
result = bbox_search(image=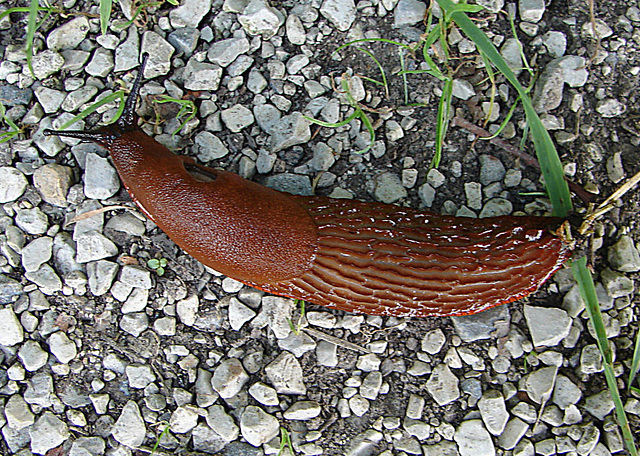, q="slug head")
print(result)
[43,54,148,147]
